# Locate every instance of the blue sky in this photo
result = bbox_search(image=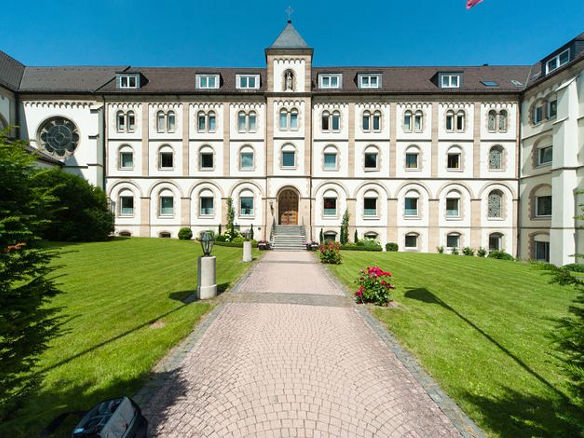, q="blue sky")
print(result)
[4,0,584,68]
